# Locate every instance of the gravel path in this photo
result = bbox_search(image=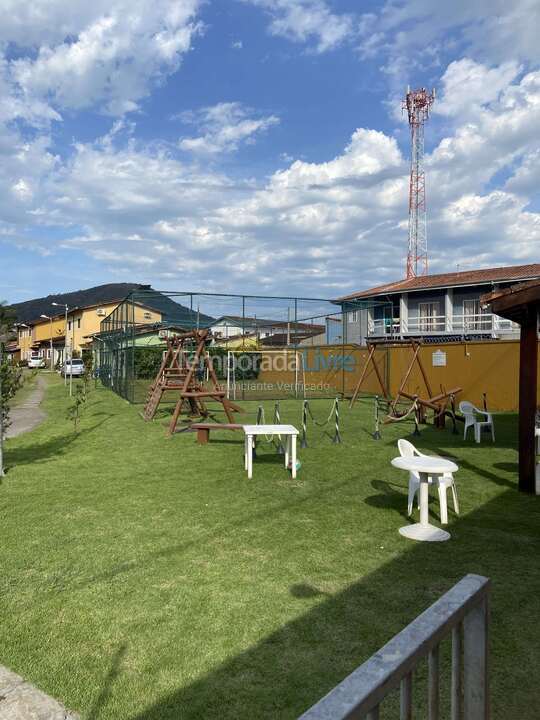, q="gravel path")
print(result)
[5,374,47,439]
